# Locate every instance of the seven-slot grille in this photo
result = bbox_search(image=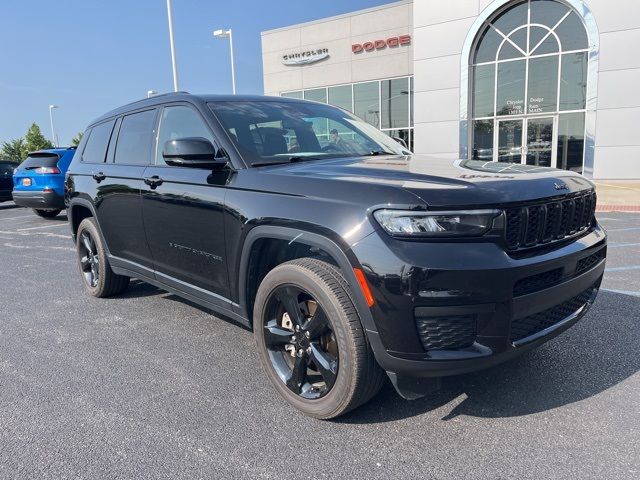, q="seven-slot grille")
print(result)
[504,191,596,250]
